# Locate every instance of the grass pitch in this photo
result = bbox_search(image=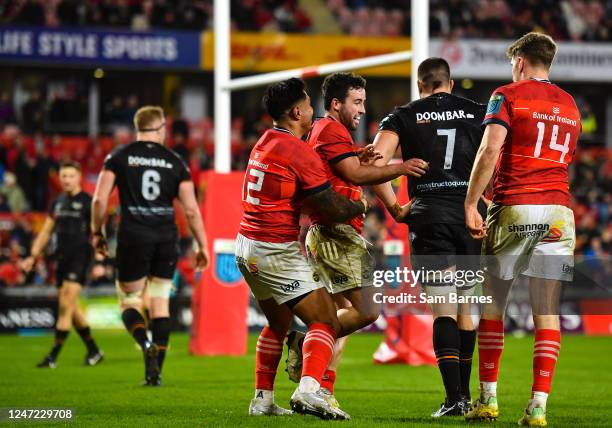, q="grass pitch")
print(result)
[0,330,610,427]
